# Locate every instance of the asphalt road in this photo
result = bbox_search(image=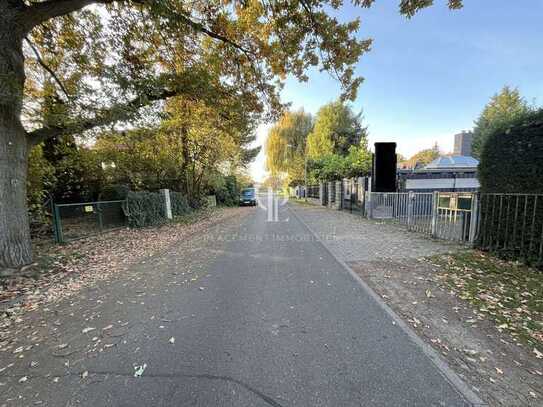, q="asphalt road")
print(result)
[1,203,473,406]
